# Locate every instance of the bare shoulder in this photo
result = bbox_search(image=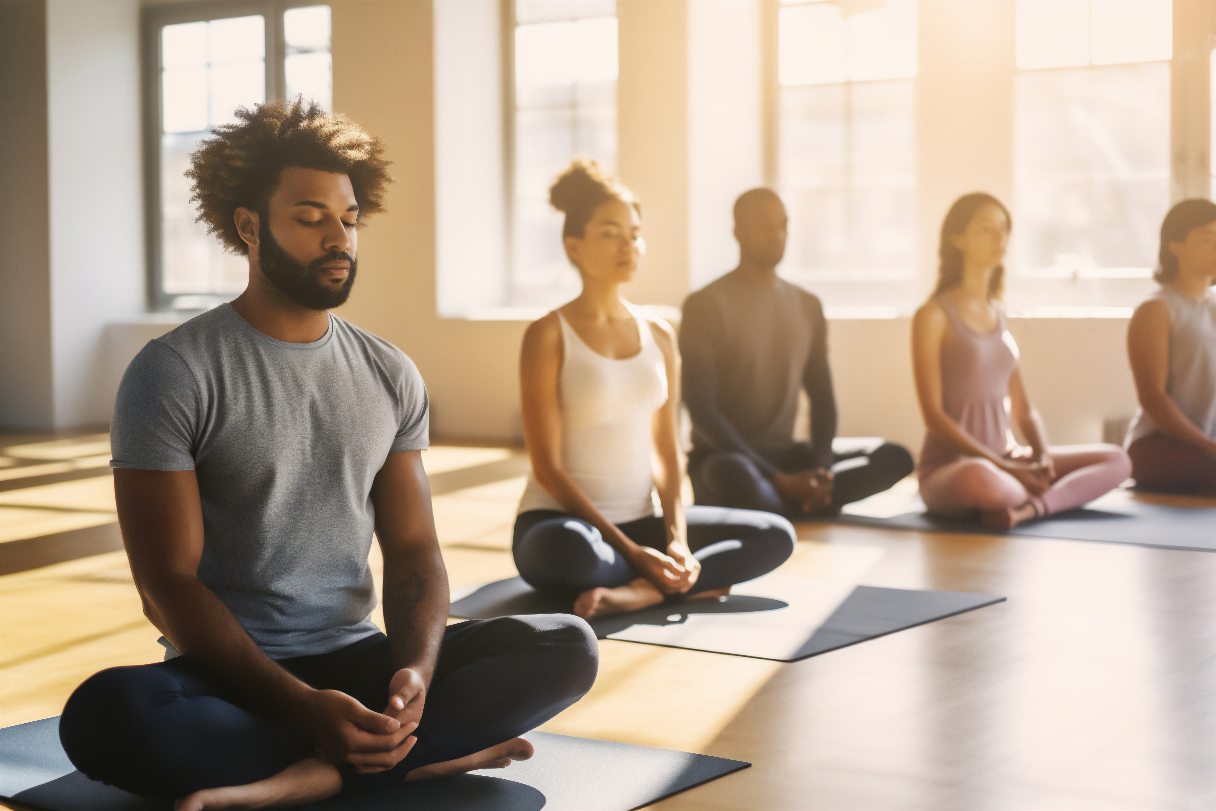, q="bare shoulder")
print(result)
[522,310,562,350]
[913,298,947,330]
[1130,296,1170,325]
